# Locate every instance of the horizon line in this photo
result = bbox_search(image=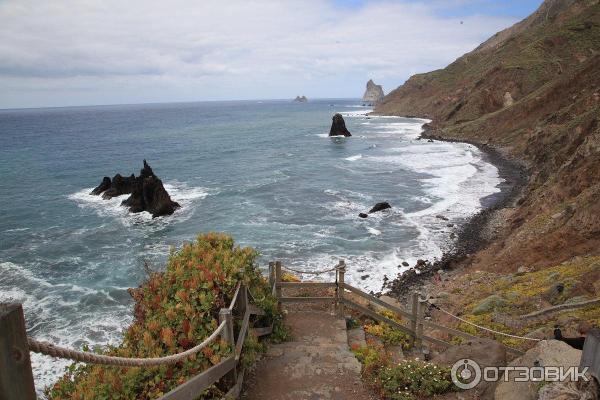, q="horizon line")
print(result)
[0,96,364,112]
